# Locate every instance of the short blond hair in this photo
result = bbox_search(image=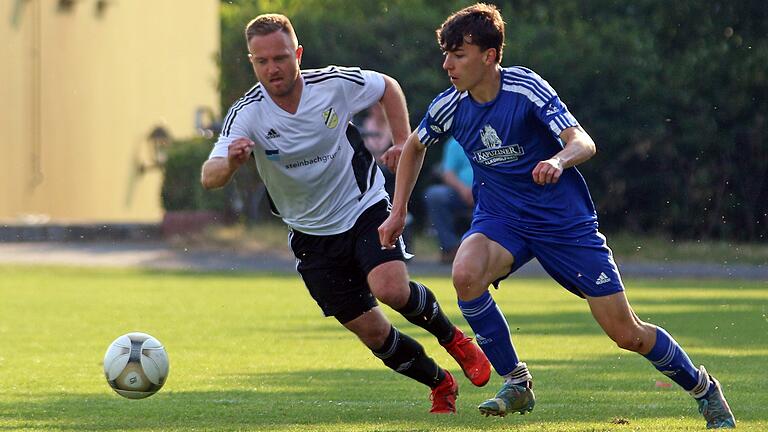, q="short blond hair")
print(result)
[244,13,298,46]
